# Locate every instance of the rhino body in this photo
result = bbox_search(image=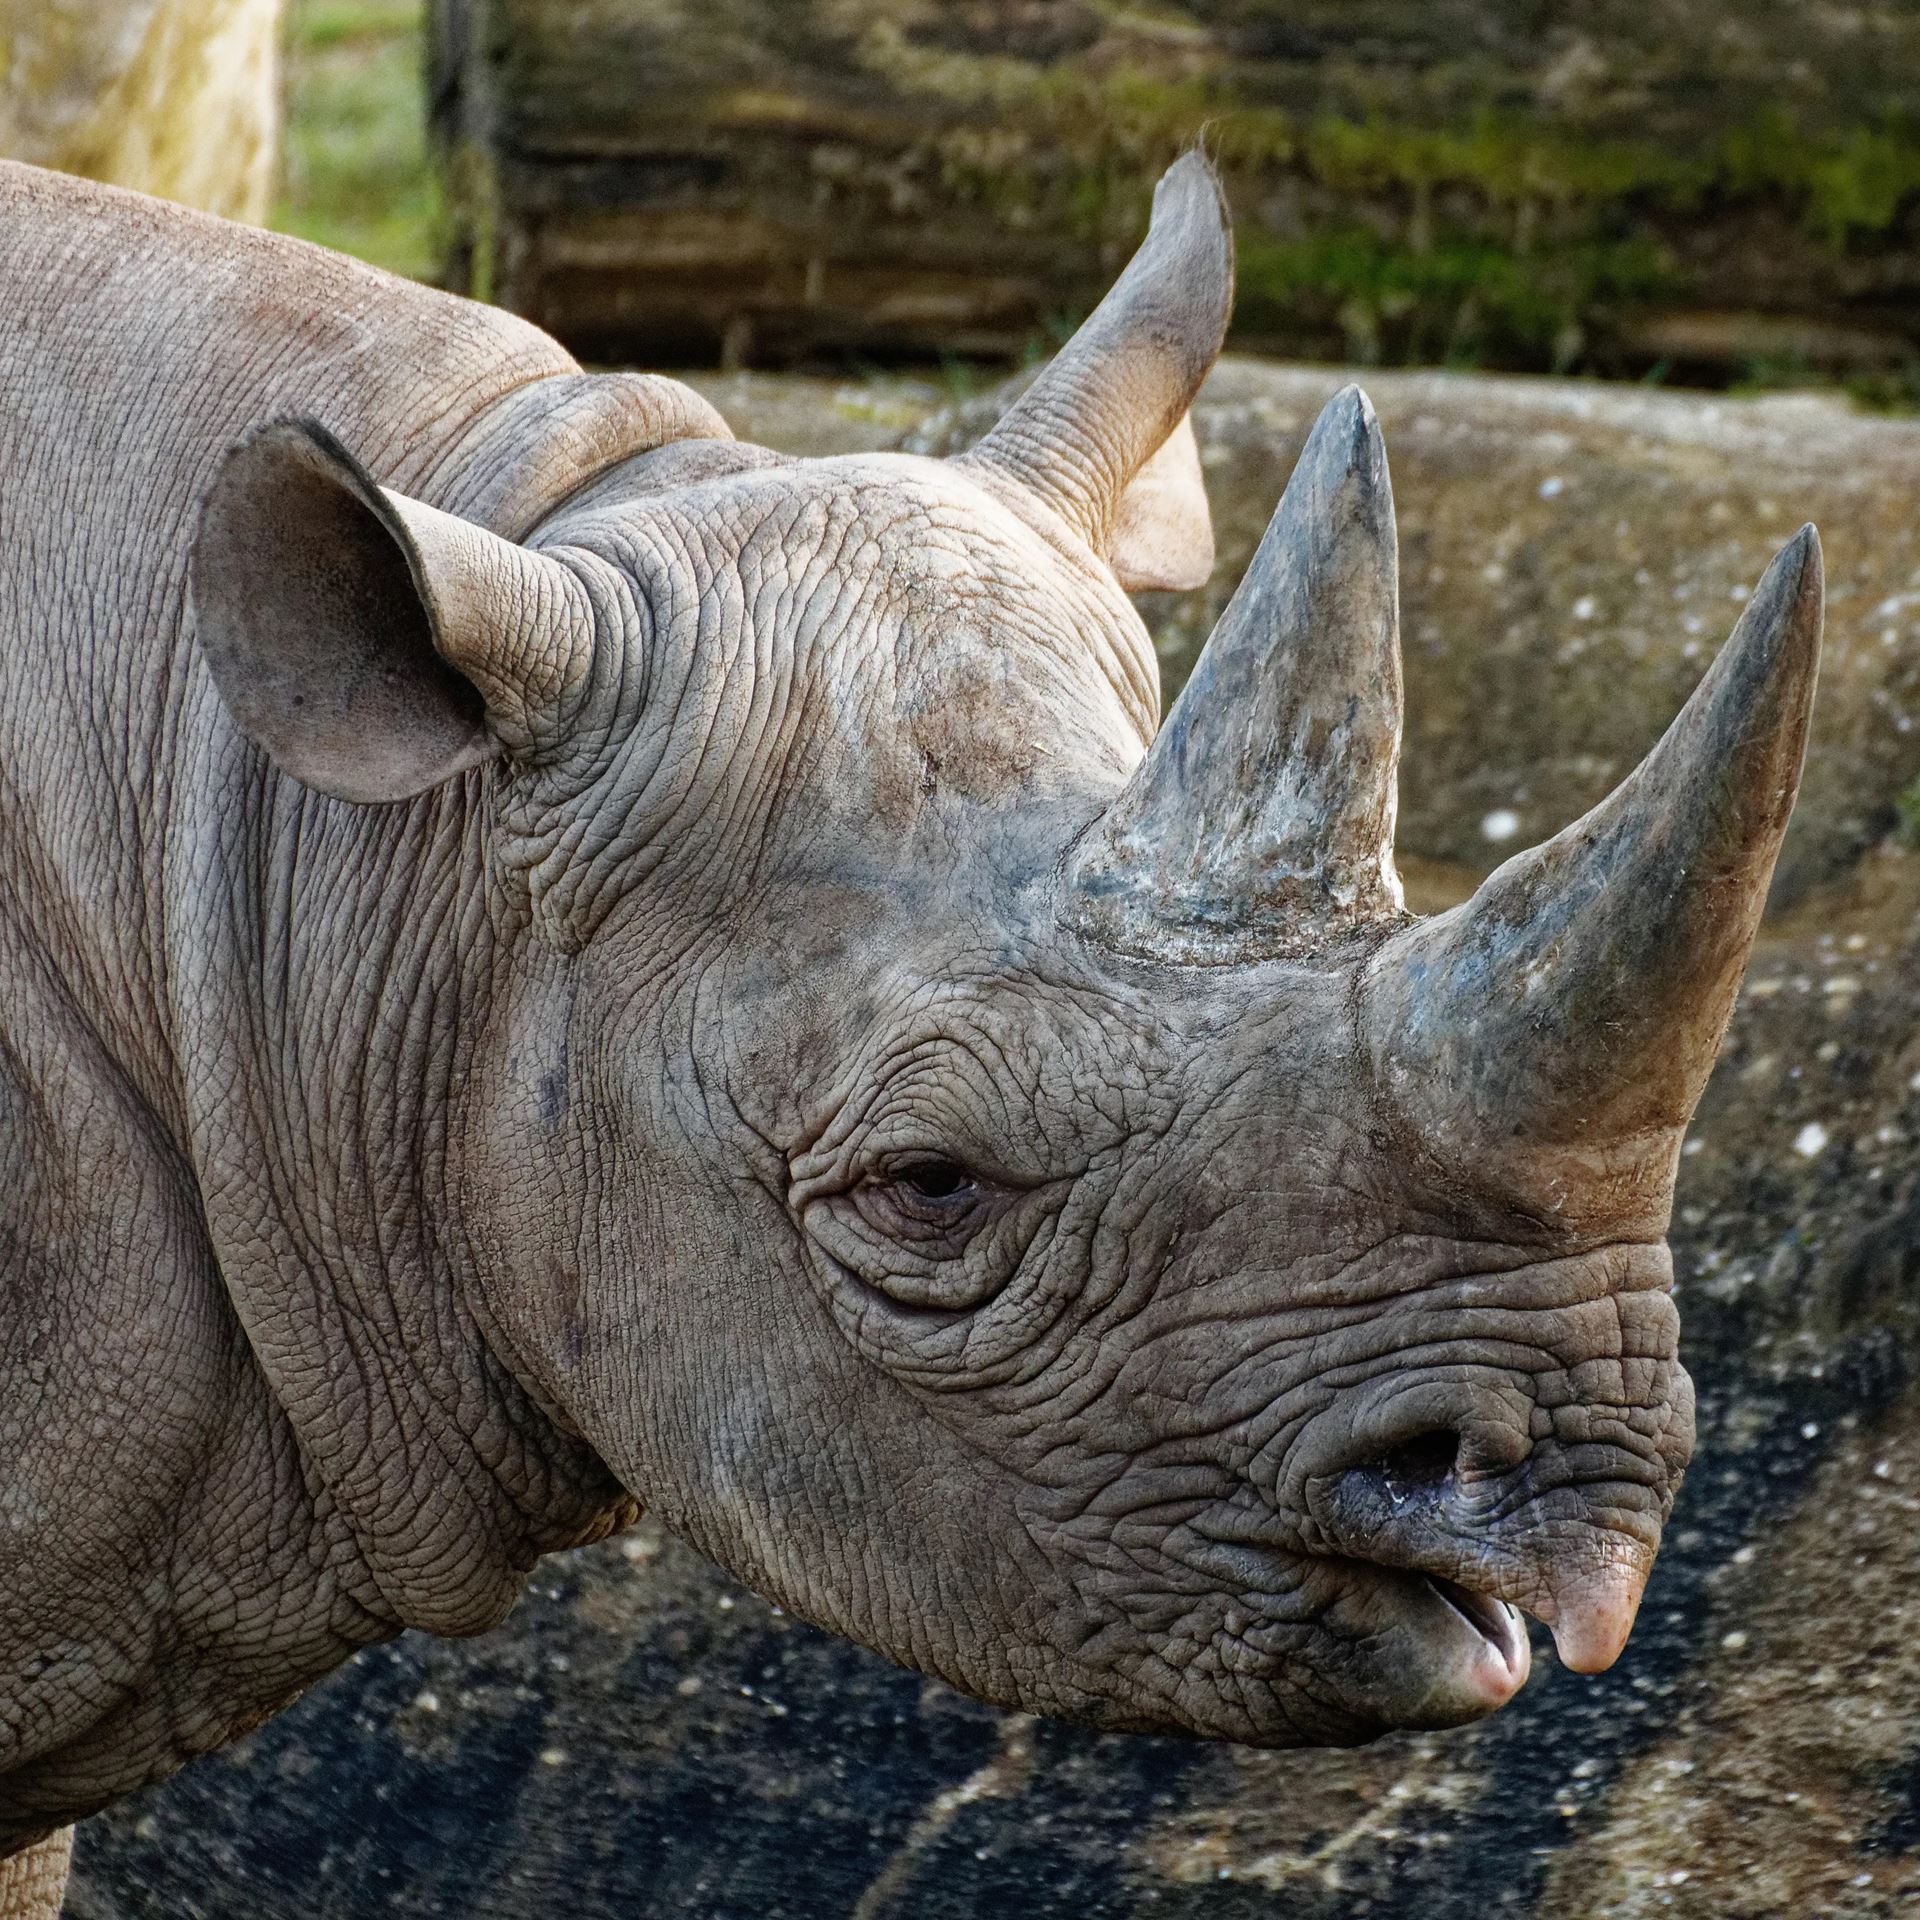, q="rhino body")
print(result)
[0,155,1817,1905]
[0,163,701,1838]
